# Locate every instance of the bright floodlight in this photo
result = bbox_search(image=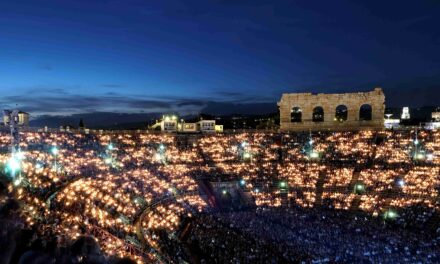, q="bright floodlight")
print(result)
[397,179,405,187]
[416,153,425,160]
[108,143,114,150]
[280,181,287,188]
[222,189,227,195]
[414,139,419,145]
[154,153,162,161]
[16,151,25,160]
[254,188,259,193]
[13,178,22,186]
[159,144,165,150]
[7,157,20,173]
[243,152,251,159]
[241,141,247,148]
[385,210,398,220]
[240,179,246,186]
[310,151,319,159]
[309,139,313,145]
[51,146,59,155]
[104,157,112,164]
[354,183,365,194]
